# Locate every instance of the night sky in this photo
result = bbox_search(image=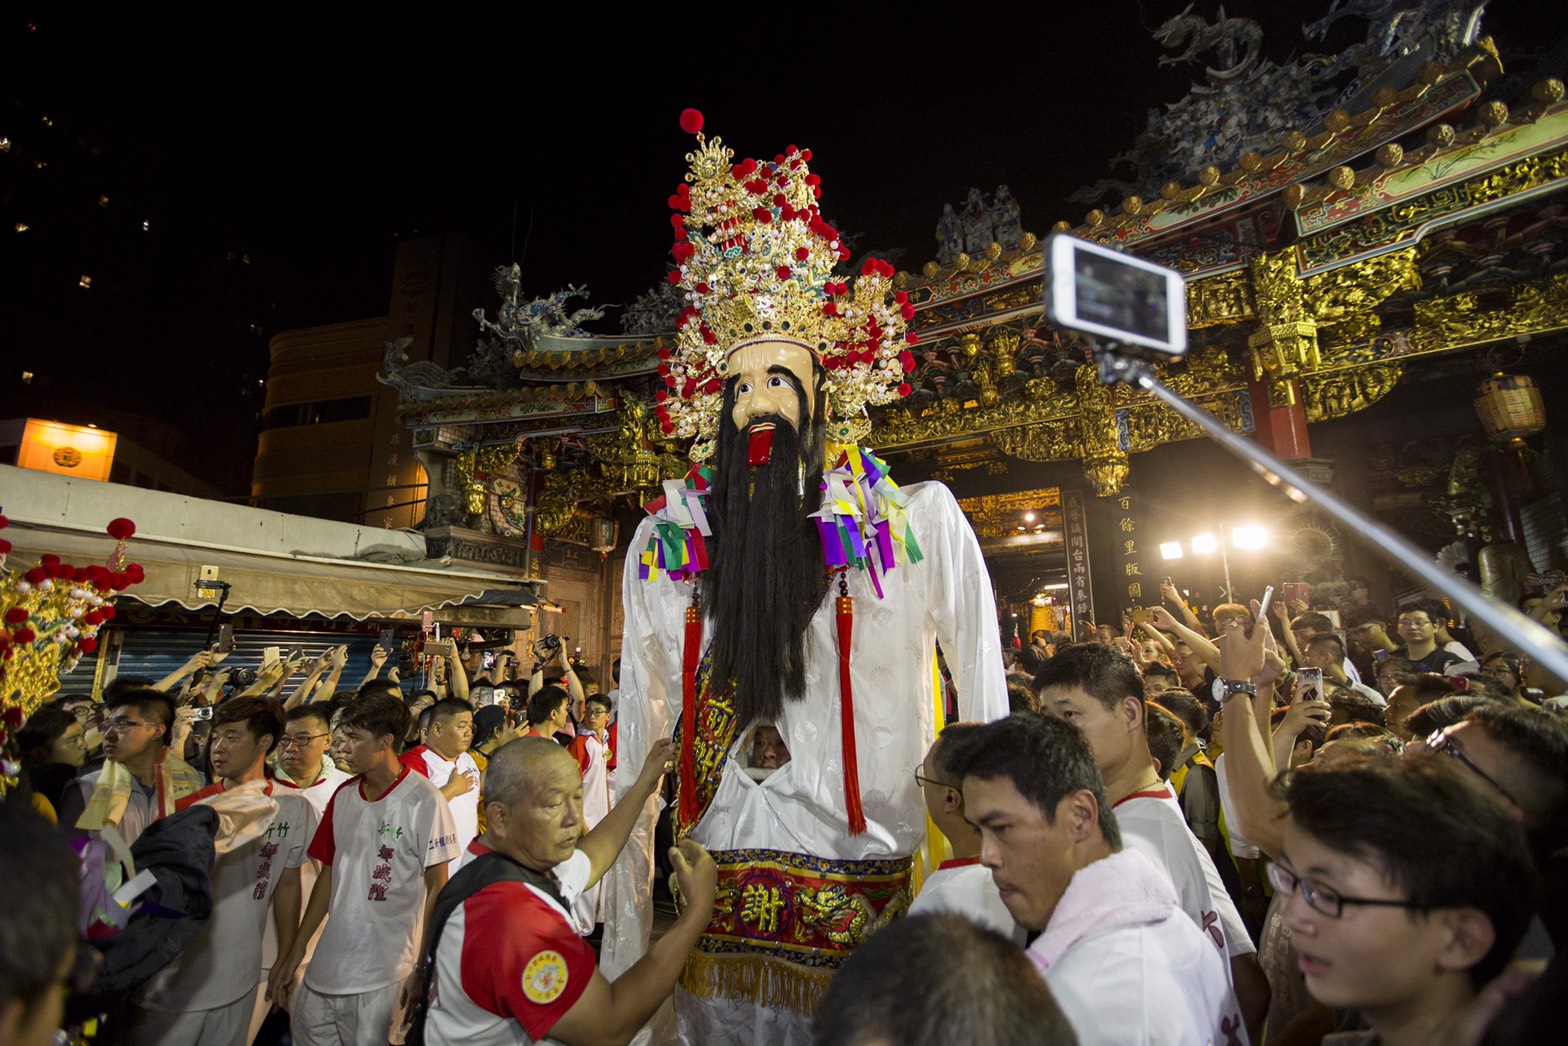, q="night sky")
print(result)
[4,3,1564,491]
